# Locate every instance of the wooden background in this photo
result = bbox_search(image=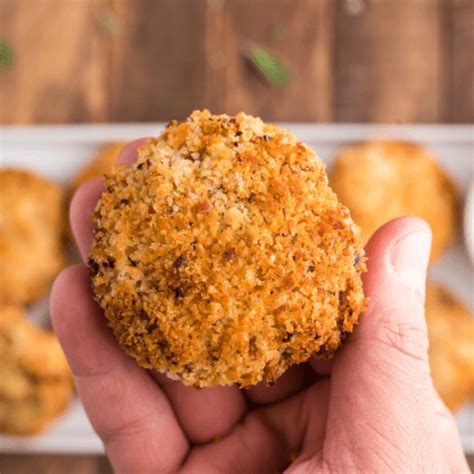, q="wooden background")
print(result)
[0,0,473,472]
[1,0,473,125]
